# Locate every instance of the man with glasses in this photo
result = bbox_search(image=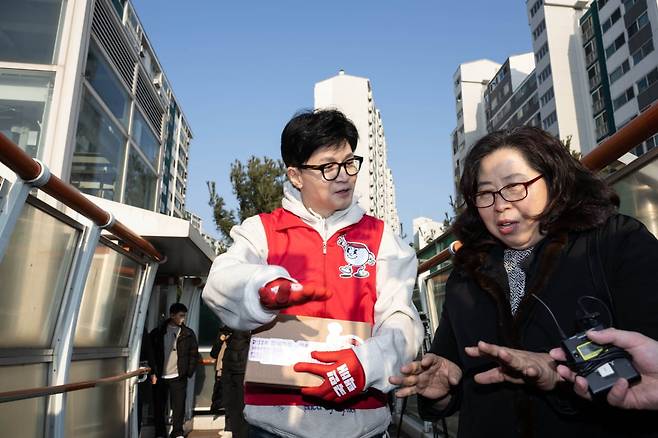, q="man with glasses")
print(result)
[202,109,422,438]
